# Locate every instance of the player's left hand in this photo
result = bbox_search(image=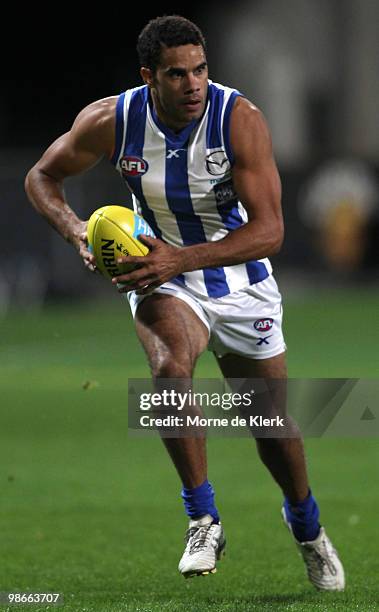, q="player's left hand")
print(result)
[112,235,186,294]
